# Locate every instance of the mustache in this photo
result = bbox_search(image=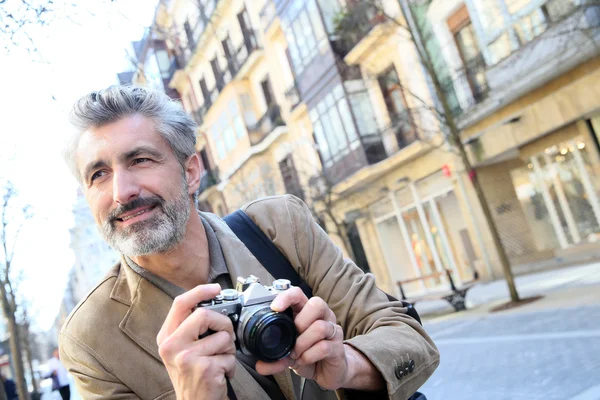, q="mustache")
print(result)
[107,196,164,223]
